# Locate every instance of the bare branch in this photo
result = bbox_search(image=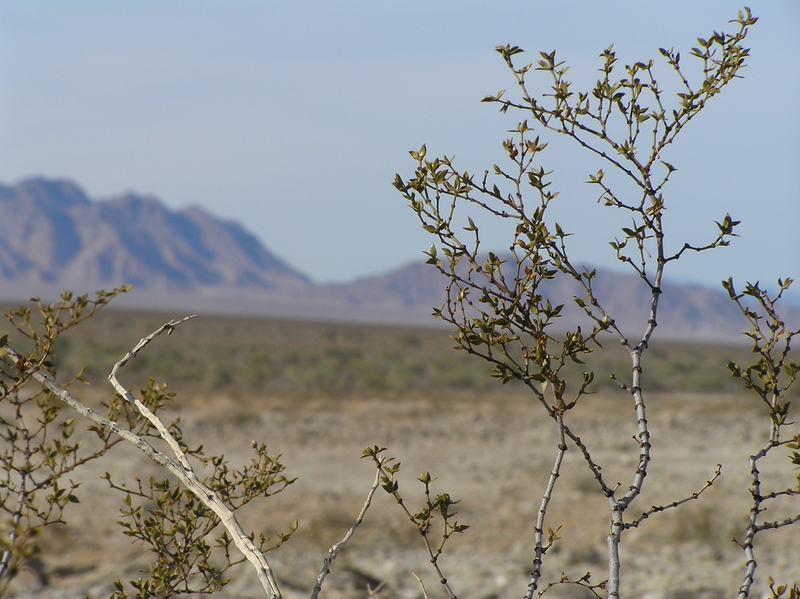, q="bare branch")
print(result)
[311,461,383,599]
[757,513,800,532]
[412,572,431,599]
[536,571,605,599]
[526,415,568,599]
[625,464,722,529]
